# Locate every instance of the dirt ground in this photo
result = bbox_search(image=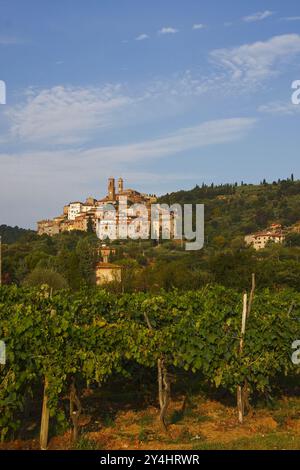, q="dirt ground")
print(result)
[1,393,300,450]
[0,396,300,450]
